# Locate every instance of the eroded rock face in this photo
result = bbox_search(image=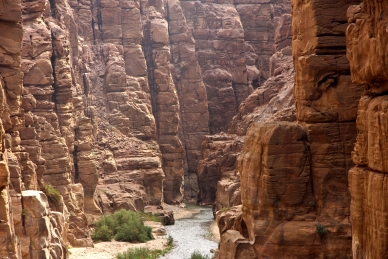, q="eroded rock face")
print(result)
[196,0,294,207]
[346,2,388,258]
[214,0,364,258]
[22,190,69,259]
[197,133,243,205]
